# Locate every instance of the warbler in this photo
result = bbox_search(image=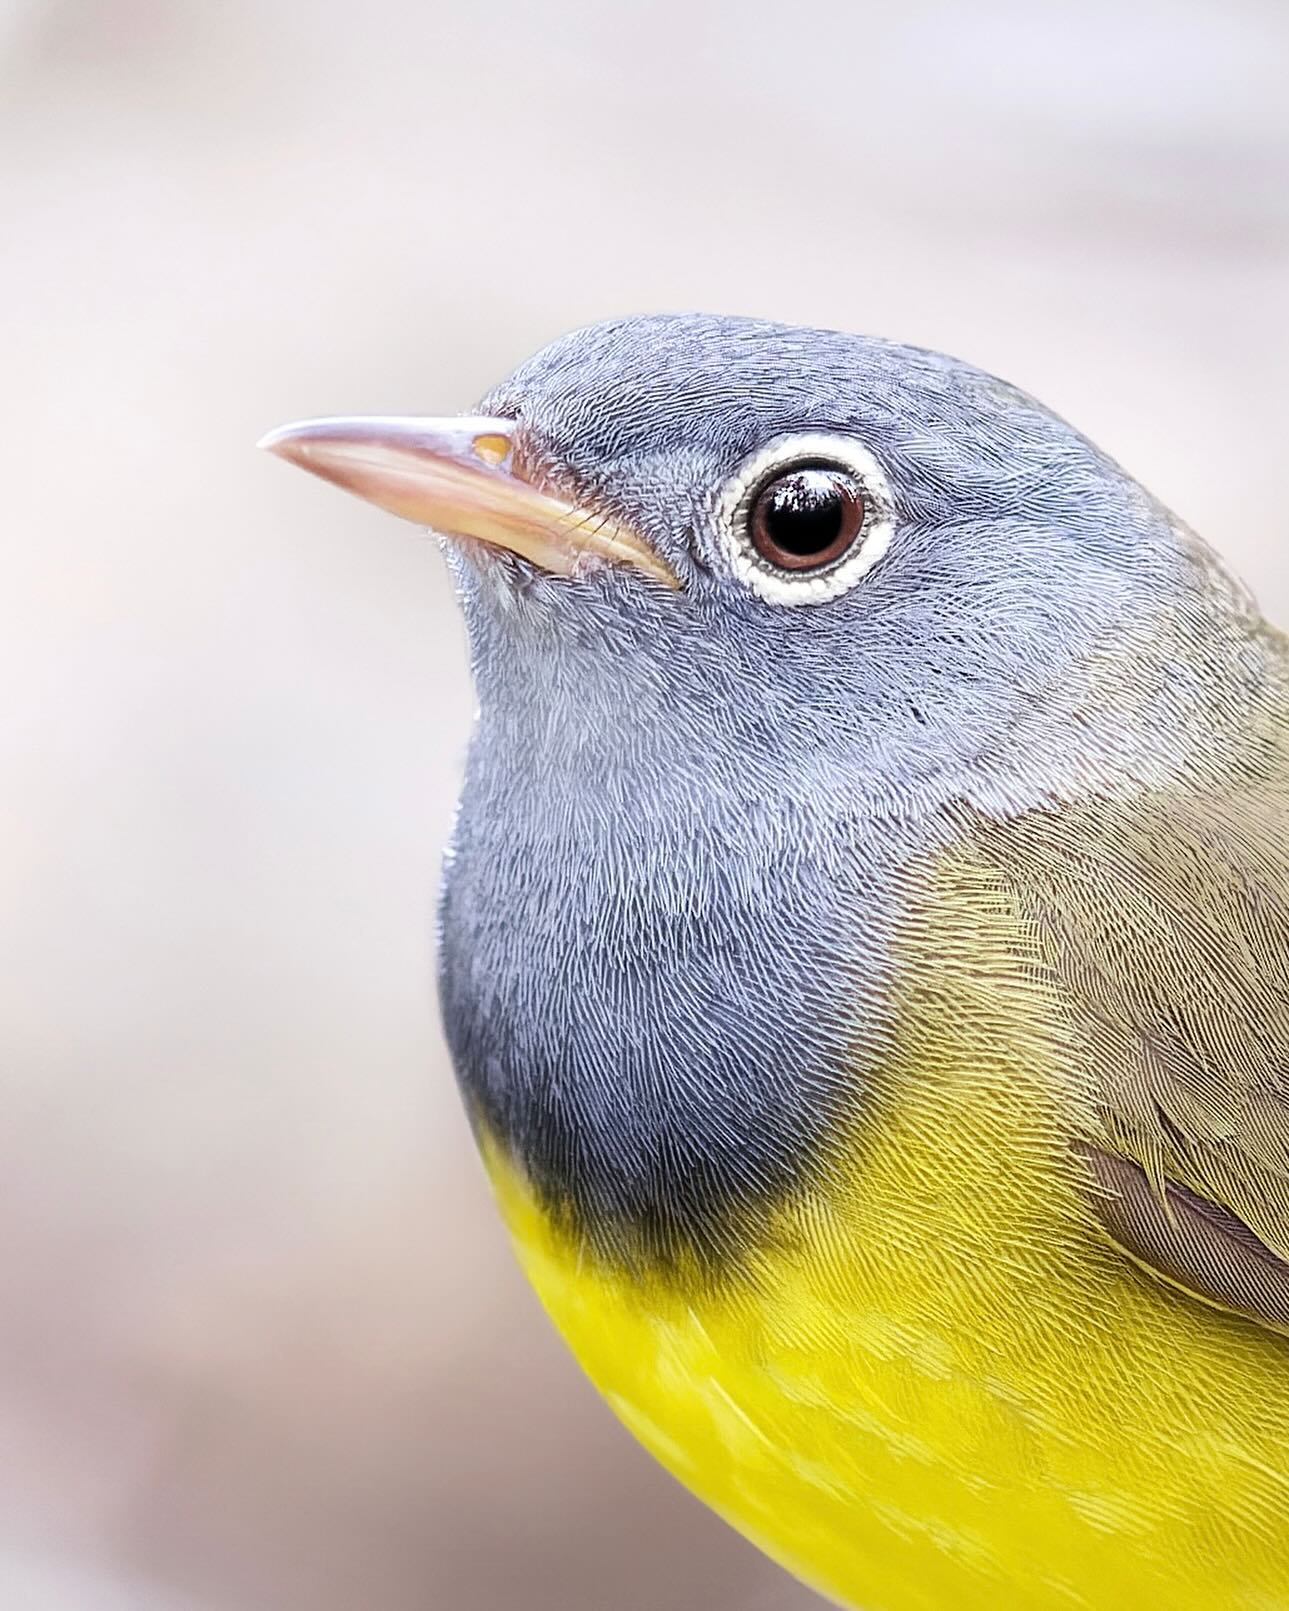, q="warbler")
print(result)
[262,315,1289,1611]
